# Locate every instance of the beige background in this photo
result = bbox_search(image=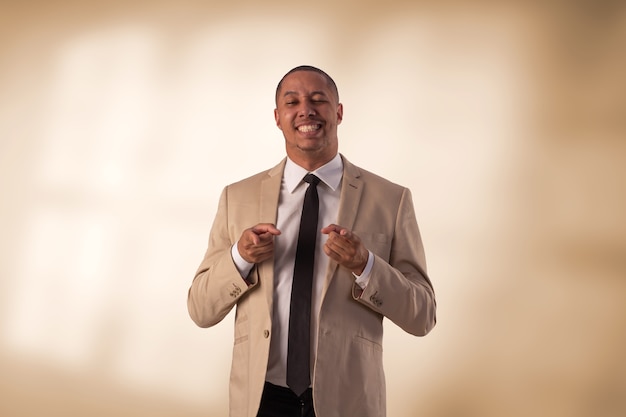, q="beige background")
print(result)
[1,1,625,416]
